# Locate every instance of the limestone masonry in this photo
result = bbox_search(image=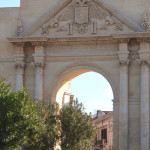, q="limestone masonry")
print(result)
[0,0,150,149]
